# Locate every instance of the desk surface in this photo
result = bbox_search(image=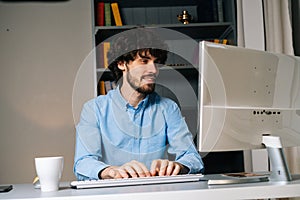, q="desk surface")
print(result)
[1,175,300,200]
